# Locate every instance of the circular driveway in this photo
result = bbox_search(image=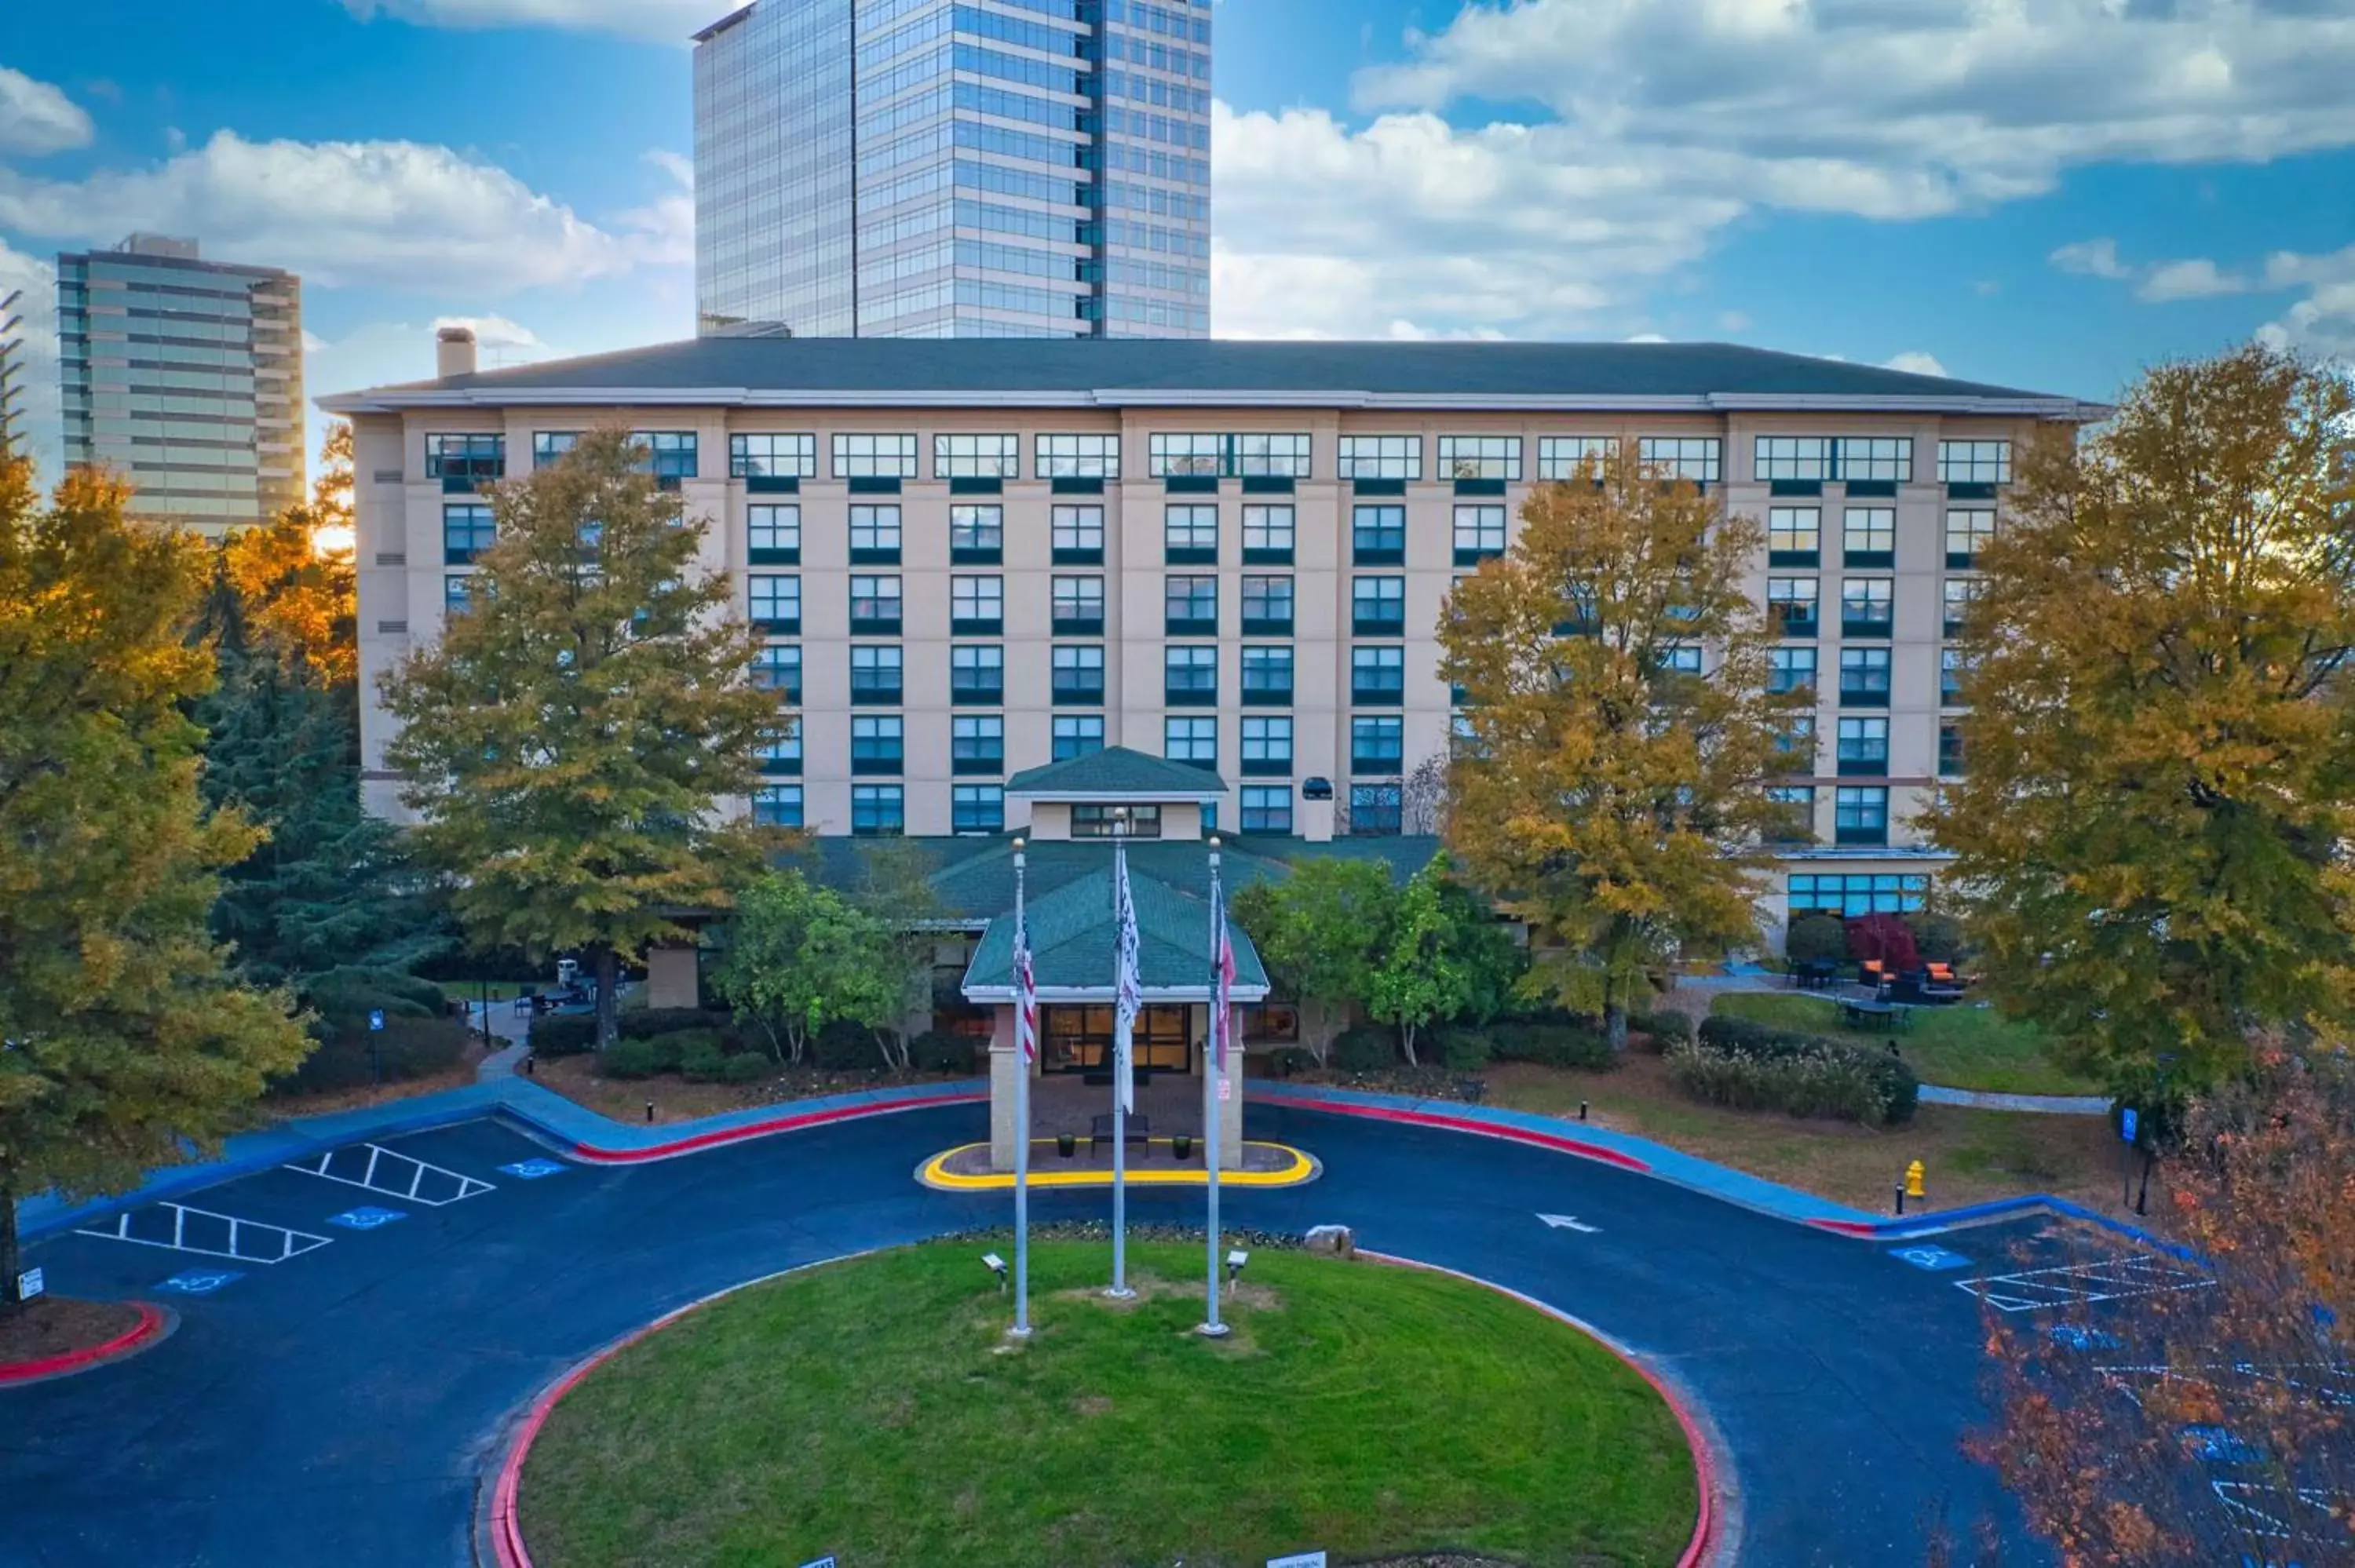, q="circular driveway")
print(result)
[0,1100,2054,1566]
